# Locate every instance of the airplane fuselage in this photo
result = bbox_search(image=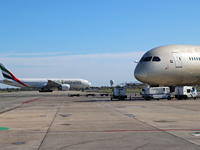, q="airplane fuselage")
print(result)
[134,45,200,86]
[0,78,91,89]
